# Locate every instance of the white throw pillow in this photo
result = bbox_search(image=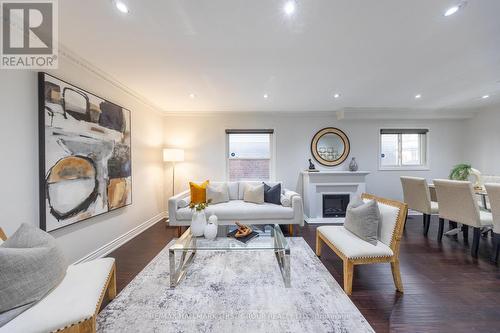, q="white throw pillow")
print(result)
[243,184,265,204]
[177,196,191,209]
[206,183,230,204]
[280,194,291,207]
